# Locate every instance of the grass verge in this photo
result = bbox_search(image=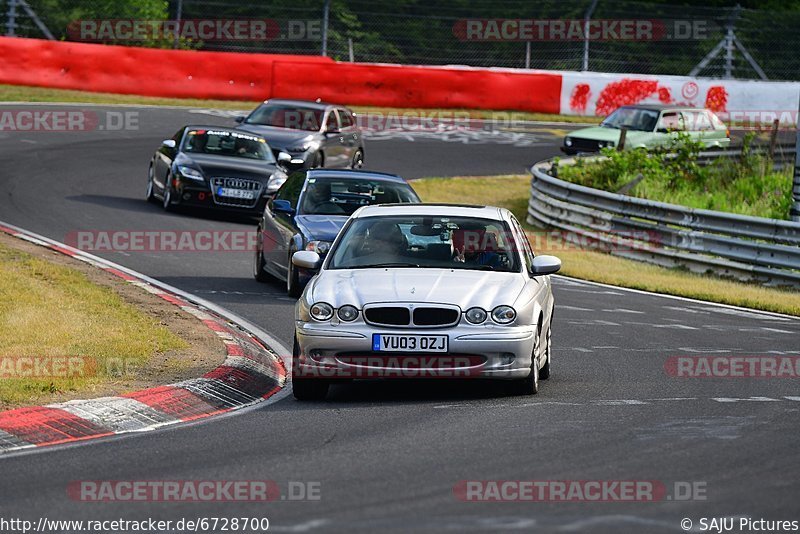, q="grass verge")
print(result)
[0,84,597,123]
[412,175,800,316]
[0,240,187,406]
